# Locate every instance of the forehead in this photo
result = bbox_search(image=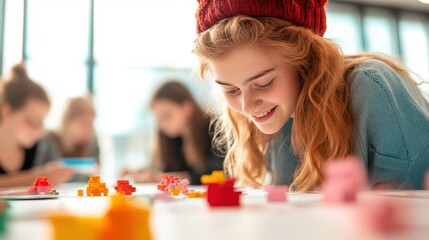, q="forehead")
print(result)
[208,45,279,82]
